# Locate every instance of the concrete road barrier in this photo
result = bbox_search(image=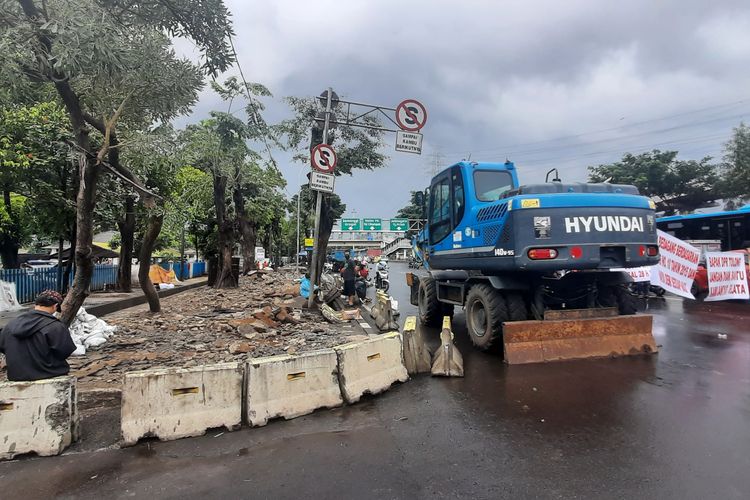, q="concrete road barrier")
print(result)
[334,332,409,404]
[0,376,77,460]
[246,350,343,427]
[121,363,243,446]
